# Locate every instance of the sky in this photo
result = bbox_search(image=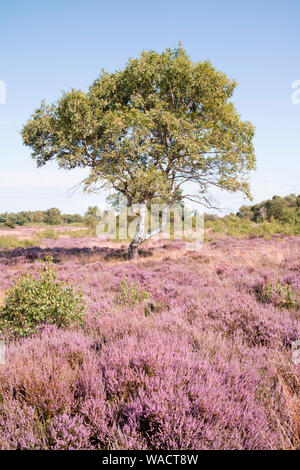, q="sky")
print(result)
[0,0,299,215]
